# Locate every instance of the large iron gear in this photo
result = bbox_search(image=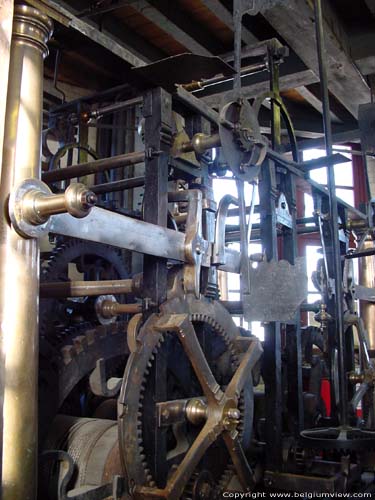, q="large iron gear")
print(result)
[40,238,129,342]
[39,320,128,444]
[119,294,260,498]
